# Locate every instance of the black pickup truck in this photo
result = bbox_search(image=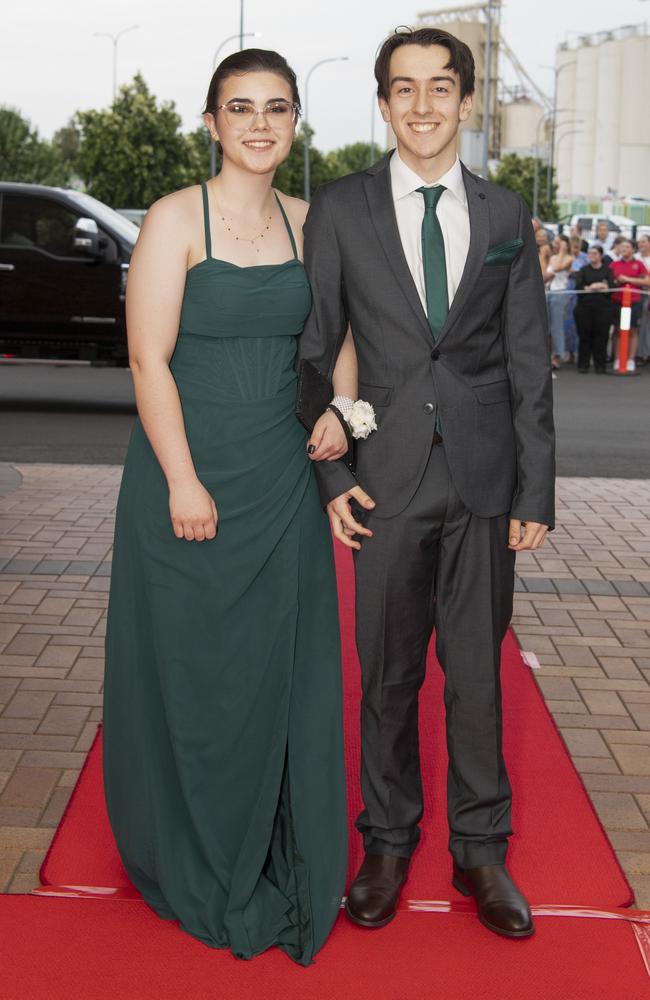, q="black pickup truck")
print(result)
[0,182,139,364]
